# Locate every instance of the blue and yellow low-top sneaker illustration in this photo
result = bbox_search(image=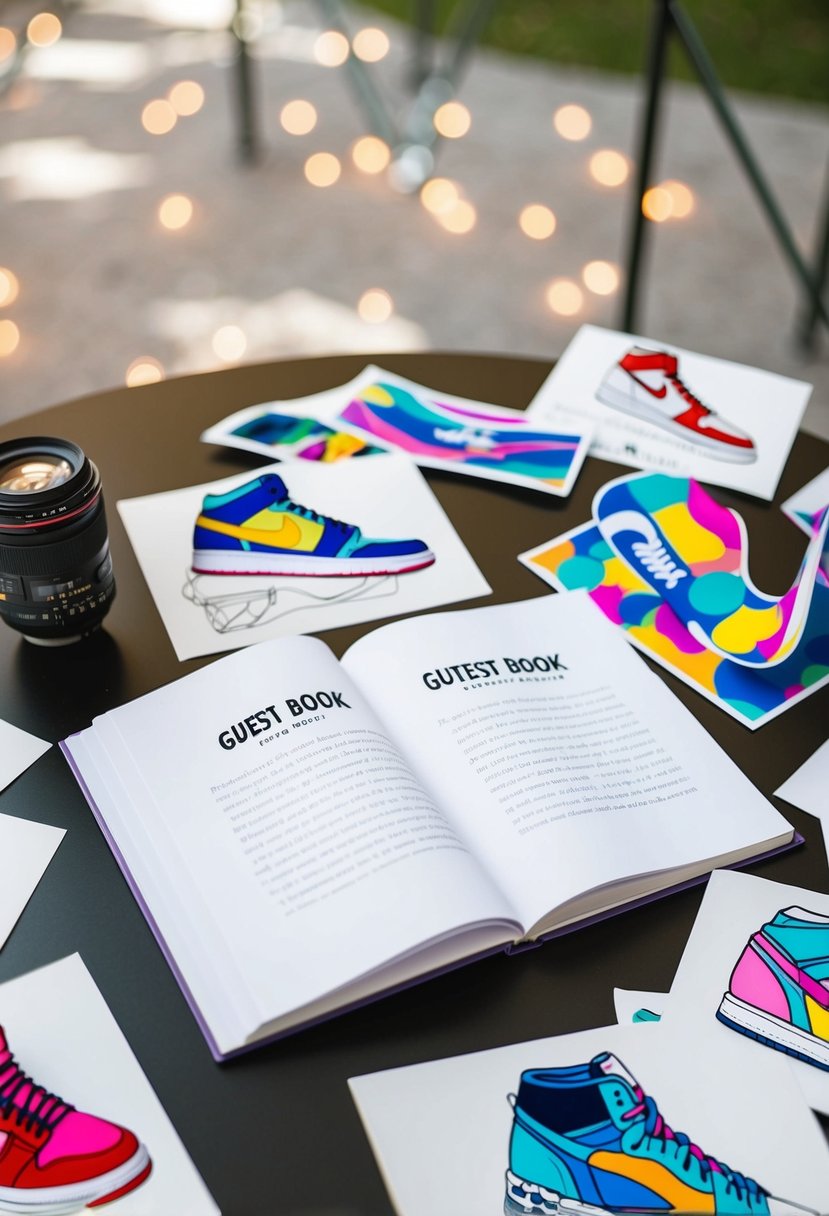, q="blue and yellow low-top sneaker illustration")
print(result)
[504,1053,815,1215]
[192,473,435,576]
